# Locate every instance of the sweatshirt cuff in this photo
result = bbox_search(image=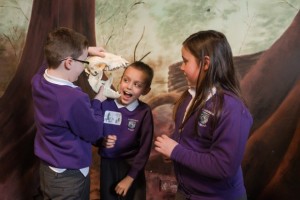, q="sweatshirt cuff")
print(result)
[128,167,139,179]
[91,99,102,115]
[170,144,184,162]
